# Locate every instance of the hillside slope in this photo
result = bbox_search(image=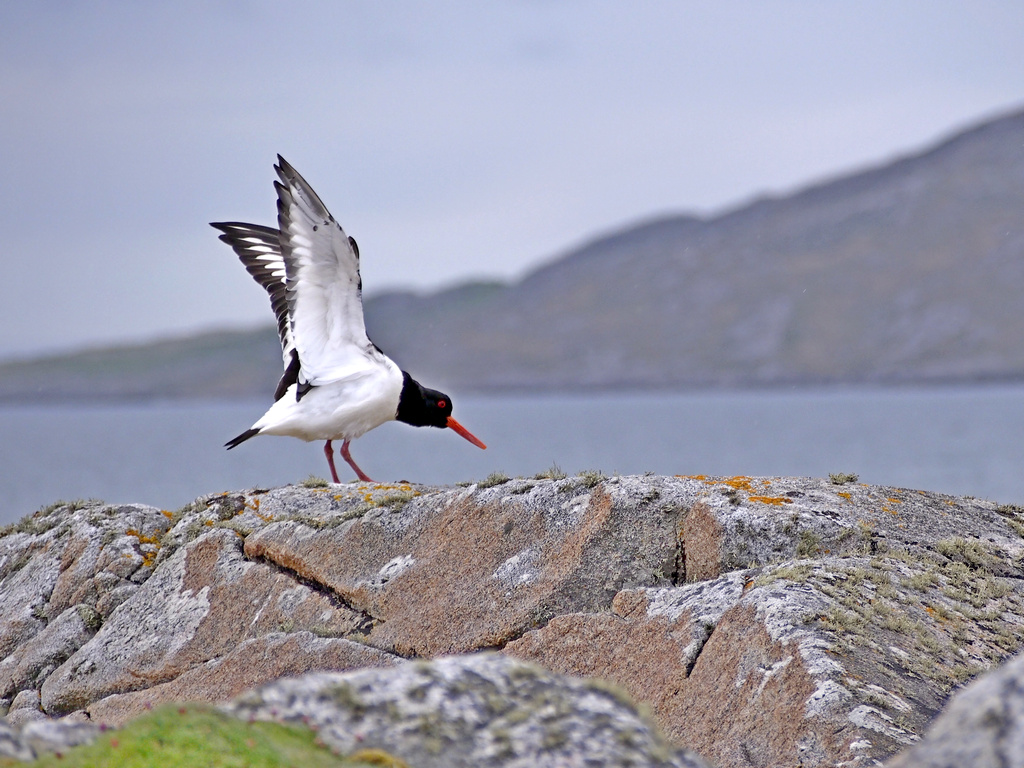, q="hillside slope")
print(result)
[368,108,1024,390]
[3,108,1023,400]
